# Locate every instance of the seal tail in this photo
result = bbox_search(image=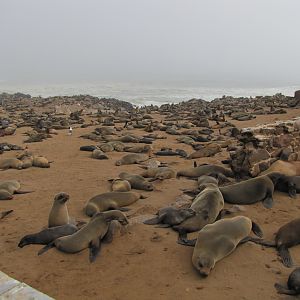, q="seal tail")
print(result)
[278,245,293,267]
[251,221,263,238]
[274,283,297,295]
[0,210,13,220]
[38,242,55,256]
